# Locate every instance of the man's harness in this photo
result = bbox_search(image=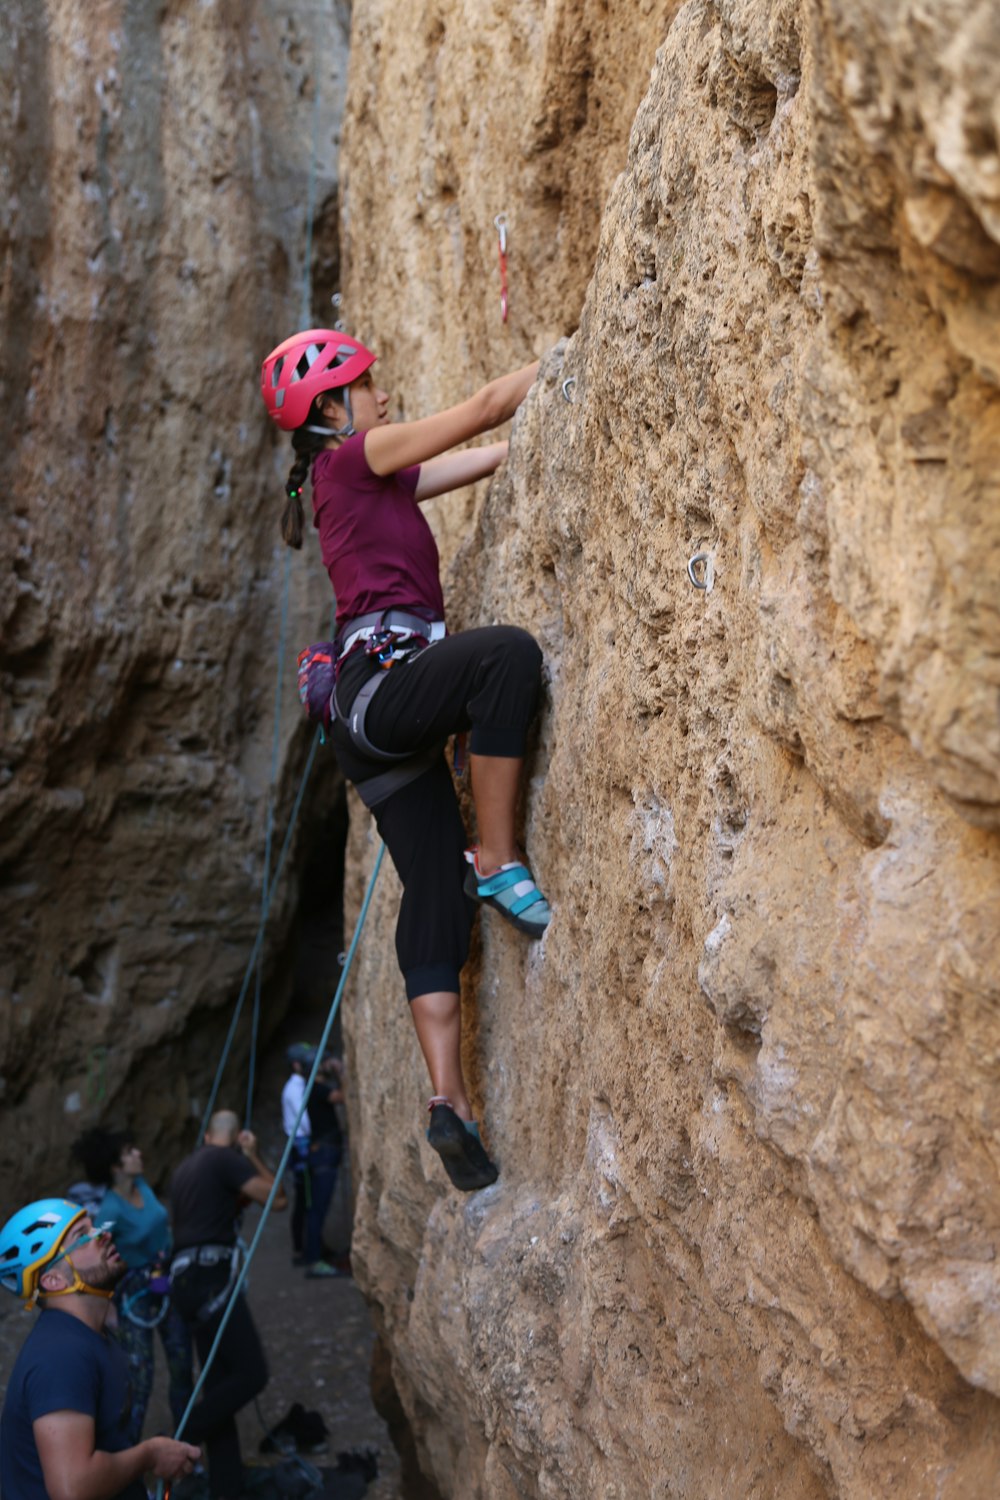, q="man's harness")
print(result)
[169,1242,244,1326]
